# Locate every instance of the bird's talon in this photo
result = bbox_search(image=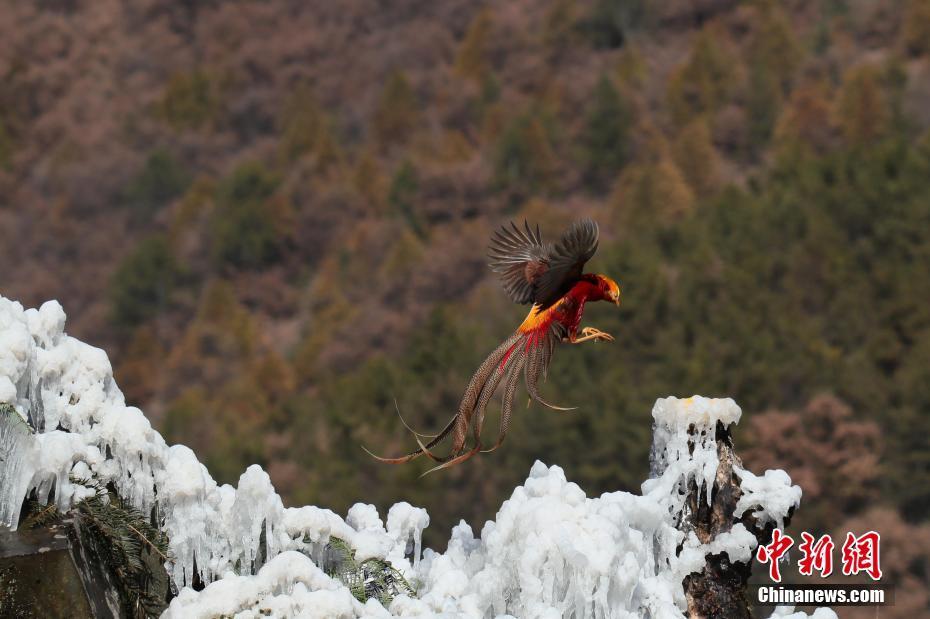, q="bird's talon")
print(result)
[576,327,614,343]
